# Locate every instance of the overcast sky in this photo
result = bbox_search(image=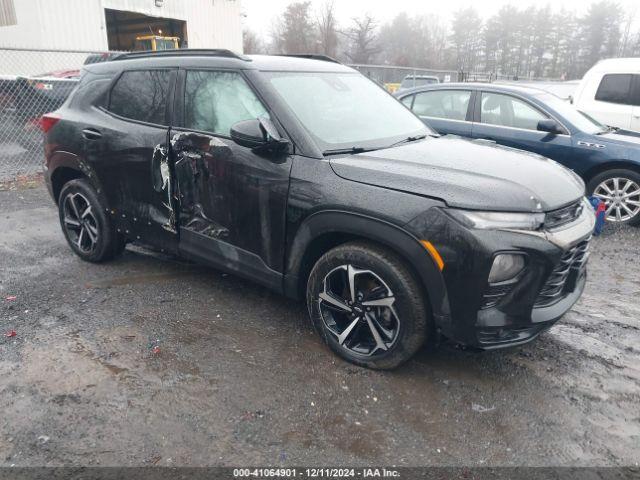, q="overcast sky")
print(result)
[241,0,639,38]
